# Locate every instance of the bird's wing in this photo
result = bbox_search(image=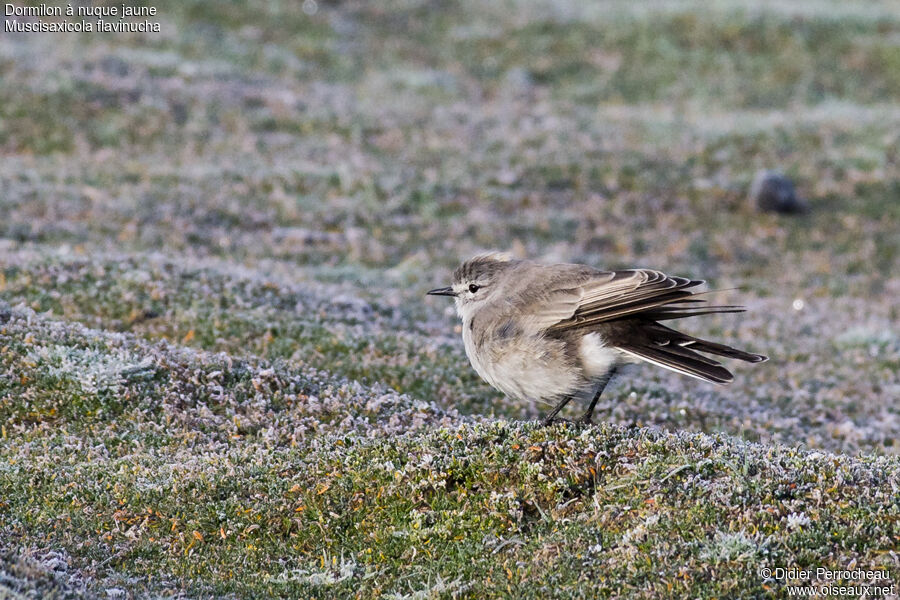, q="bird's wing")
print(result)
[512,265,610,333]
[519,286,585,332]
[520,267,766,383]
[541,269,713,332]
